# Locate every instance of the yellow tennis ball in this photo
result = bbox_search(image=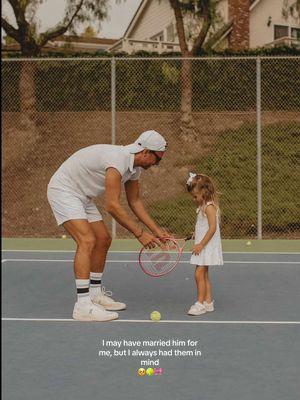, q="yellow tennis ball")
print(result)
[61,235,67,239]
[146,368,154,376]
[246,241,252,246]
[150,311,161,321]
